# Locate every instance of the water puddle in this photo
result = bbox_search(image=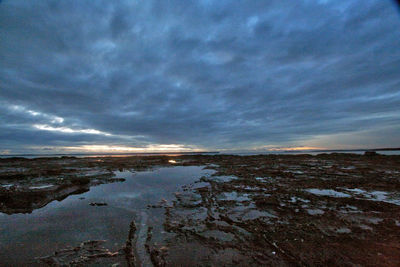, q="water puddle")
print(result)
[305,189,351,198]
[219,192,251,202]
[29,185,55,190]
[344,188,400,206]
[0,166,214,266]
[307,209,325,215]
[336,227,351,234]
